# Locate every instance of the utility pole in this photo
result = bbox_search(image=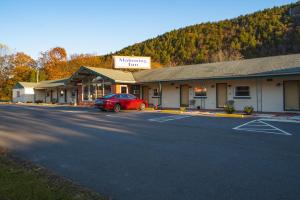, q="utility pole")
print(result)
[36,69,39,83]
